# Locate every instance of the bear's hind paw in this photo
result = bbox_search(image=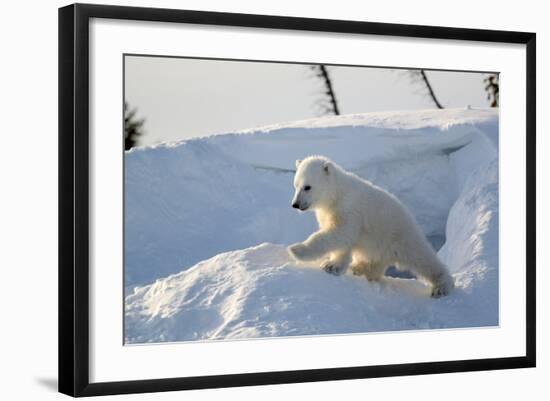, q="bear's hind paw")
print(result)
[431,287,447,298]
[430,277,454,298]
